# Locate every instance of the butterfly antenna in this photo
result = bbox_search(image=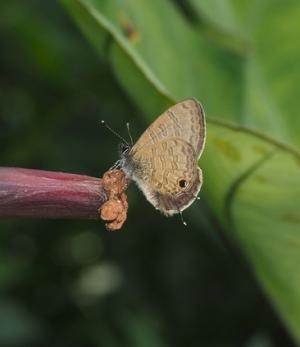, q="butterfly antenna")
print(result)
[126,122,134,145]
[100,120,129,145]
